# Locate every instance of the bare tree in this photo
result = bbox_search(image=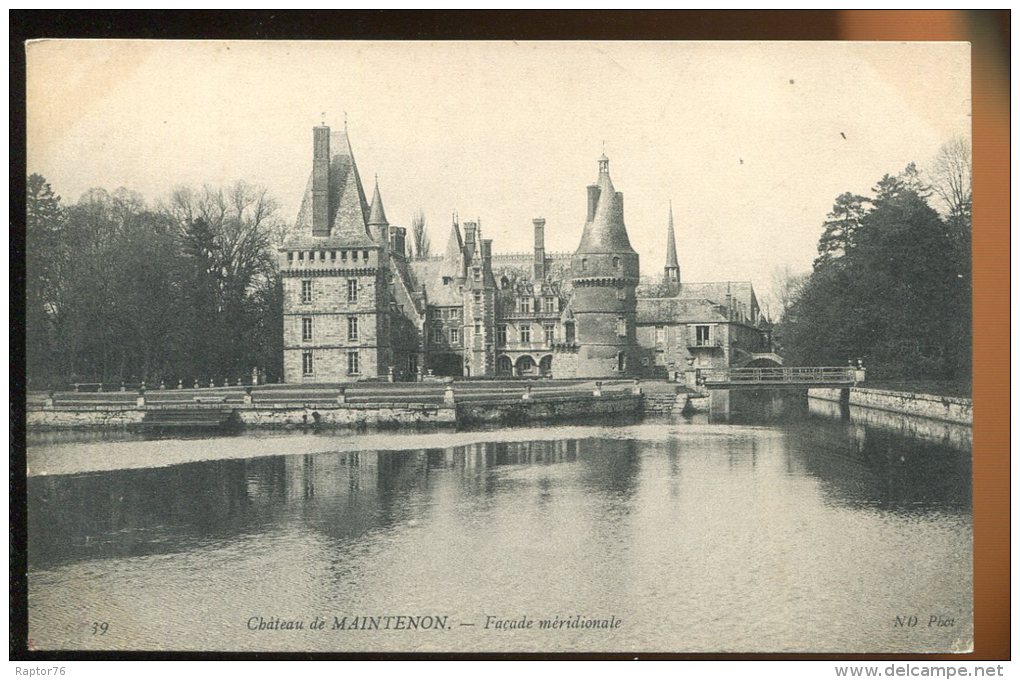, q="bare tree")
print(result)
[411,209,430,259]
[763,264,809,323]
[928,136,972,223]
